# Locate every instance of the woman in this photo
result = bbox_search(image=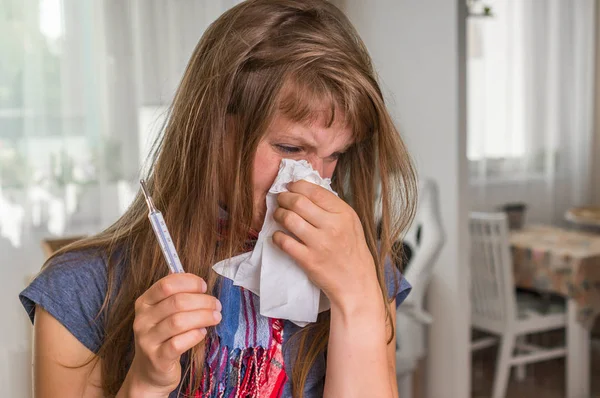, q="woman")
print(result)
[20,0,416,397]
